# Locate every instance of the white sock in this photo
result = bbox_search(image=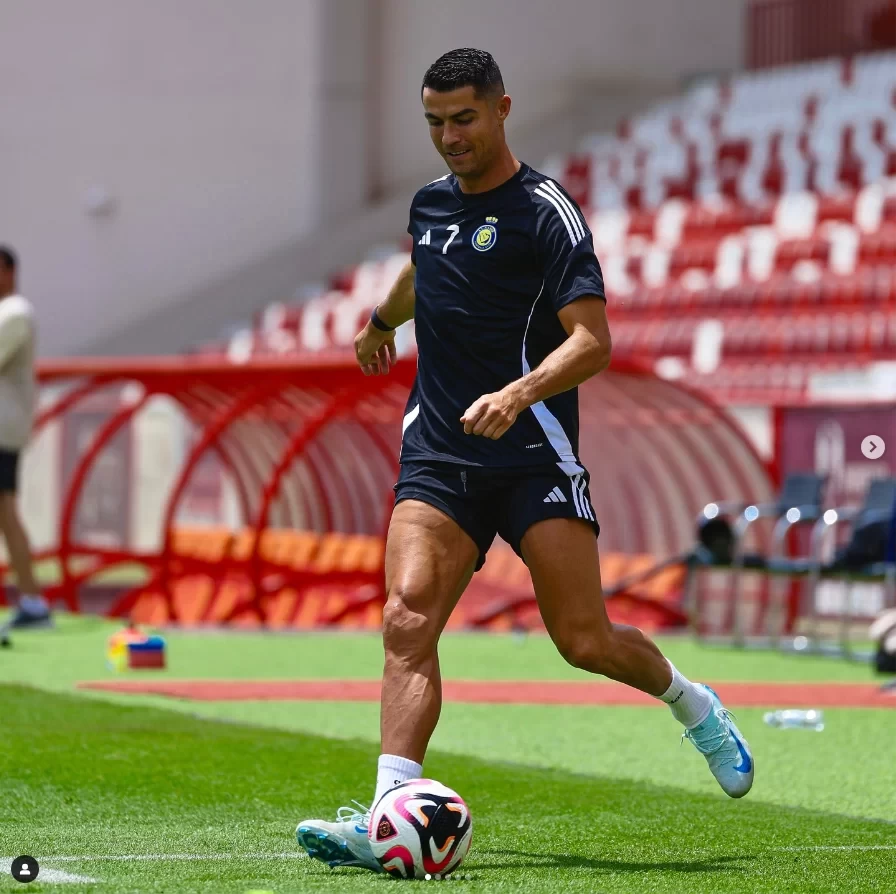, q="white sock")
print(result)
[373,754,423,809]
[19,594,48,614]
[658,662,713,729]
